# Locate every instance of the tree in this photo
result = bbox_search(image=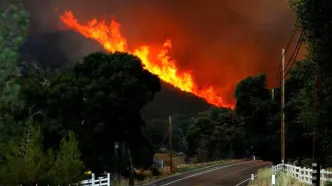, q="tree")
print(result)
[186,107,245,161]
[289,0,332,165]
[171,113,195,153]
[233,61,325,165]
[0,1,29,108]
[22,51,161,172]
[0,123,87,186]
[233,60,325,165]
[286,60,315,127]
[145,118,168,150]
[234,74,272,159]
[144,113,196,155]
[73,51,160,170]
[0,1,30,162]
[48,131,85,185]
[0,123,53,186]
[284,60,314,164]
